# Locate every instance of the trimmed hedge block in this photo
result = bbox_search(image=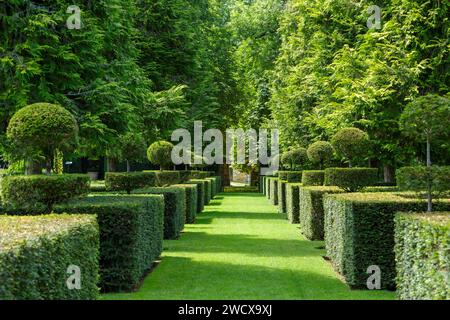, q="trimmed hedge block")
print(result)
[299,186,344,240]
[269,178,278,205]
[206,177,217,198]
[395,212,450,300]
[324,168,378,192]
[0,214,99,300]
[105,172,156,194]
[173,184,198,223]
[277,171,303,183]
[133,187,186,239]
[204,179,212,204]
[302,170,325,186]
[1,174,90,213]
[324,192,450,289]
[56,195,164,292]
[186,179,205,213]
[188,171,210,179]
[278,180,287,216]
[286,183,302,224]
